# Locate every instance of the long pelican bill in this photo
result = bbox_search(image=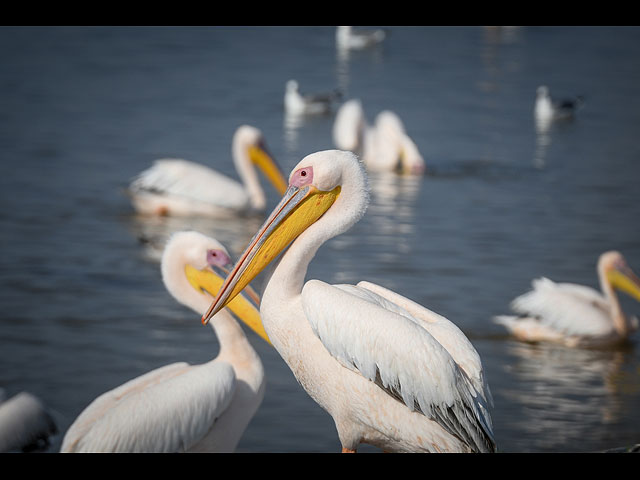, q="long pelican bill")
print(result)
[608,264,640,302]
[185,264,271,344]
[201,183,341,325]
[248,145,289,195]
